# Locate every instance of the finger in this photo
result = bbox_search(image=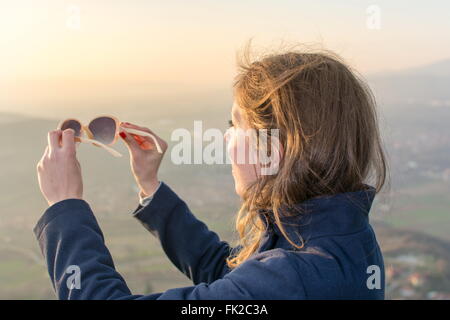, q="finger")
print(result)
[120,122,166,154]
[120,122,152,133]
[62,129,76,154]
[120,122,162,141]
[48,130,62,152]
[132,134,149,146]
[119,130,142,153]
[121,124,164,151]
[132,135,153,150]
